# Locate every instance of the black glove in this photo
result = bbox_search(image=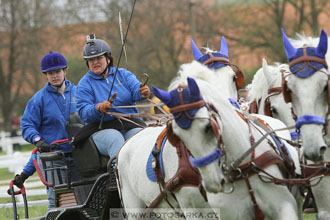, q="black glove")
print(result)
[13,173,28,188]
[35,139,50,152]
